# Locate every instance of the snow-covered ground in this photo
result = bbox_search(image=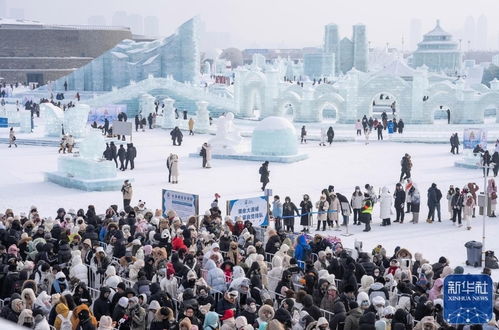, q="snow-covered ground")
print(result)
[1,120,499,278]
